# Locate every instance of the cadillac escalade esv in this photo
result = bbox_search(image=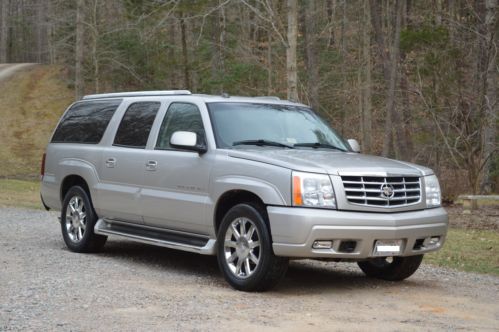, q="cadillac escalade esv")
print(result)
[40,90,448,291]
